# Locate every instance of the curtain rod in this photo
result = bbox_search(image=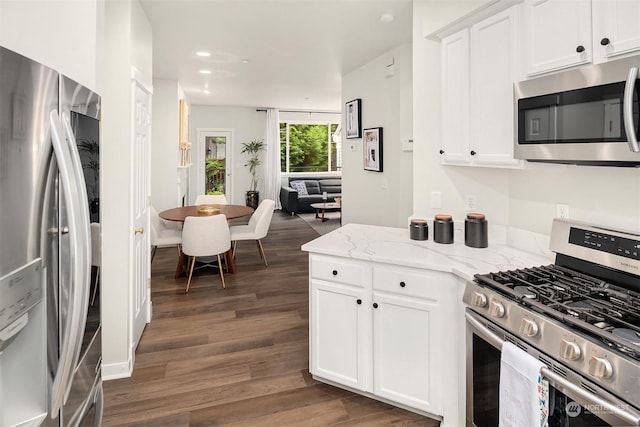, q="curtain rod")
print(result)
[256,108,340,114]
